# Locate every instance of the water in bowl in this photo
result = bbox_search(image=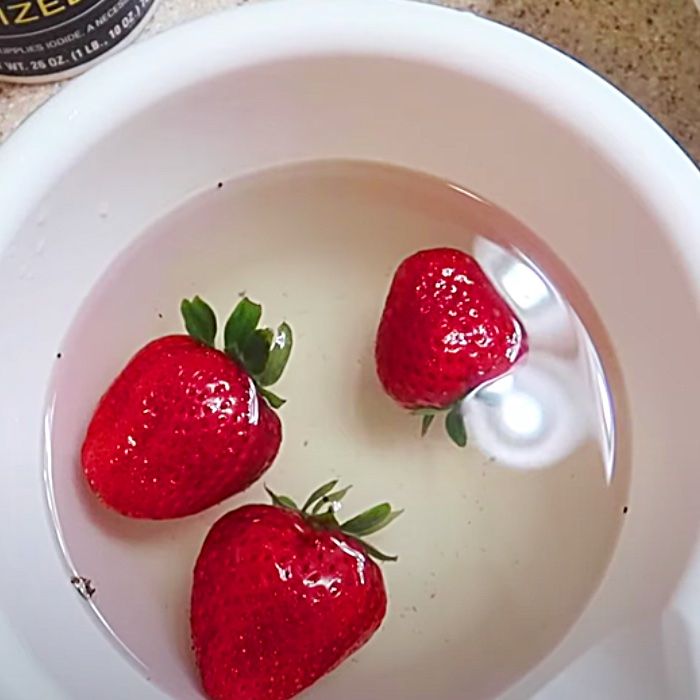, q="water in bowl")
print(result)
[45,161,629,700]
